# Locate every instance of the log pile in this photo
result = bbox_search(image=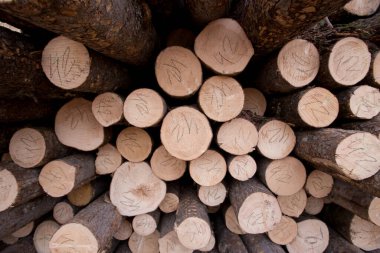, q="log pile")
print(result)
[0,0,379,252]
